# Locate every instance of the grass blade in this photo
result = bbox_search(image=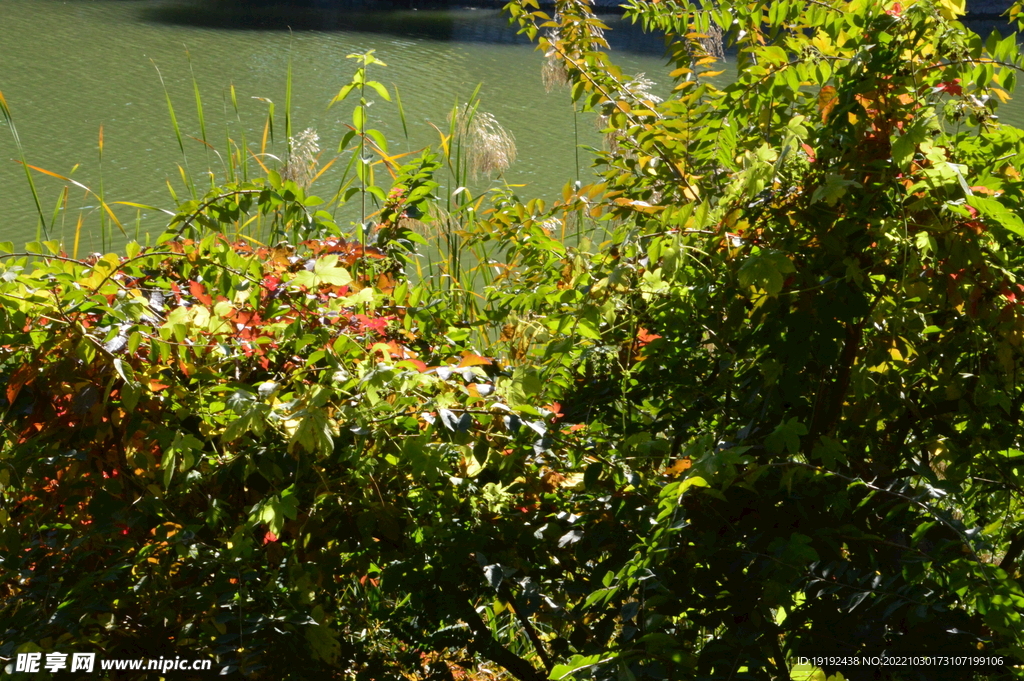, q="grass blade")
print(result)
[253,97,275,156]
[21,162,83,185]
[285,54,293,154]
[153,60,196,199]
[187,47,216,188]
[248,149,272,176]
[98,124,108,250]
[0,89,48,239]
[393,83,409,141]
[113,201,176,216]
[230,84,250,181]
[309,155,338,185]
[49,185,67,242]
[186,48,208,147]
[72,211,84,259]
[100,199,127,238]
[166,178,180,205]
